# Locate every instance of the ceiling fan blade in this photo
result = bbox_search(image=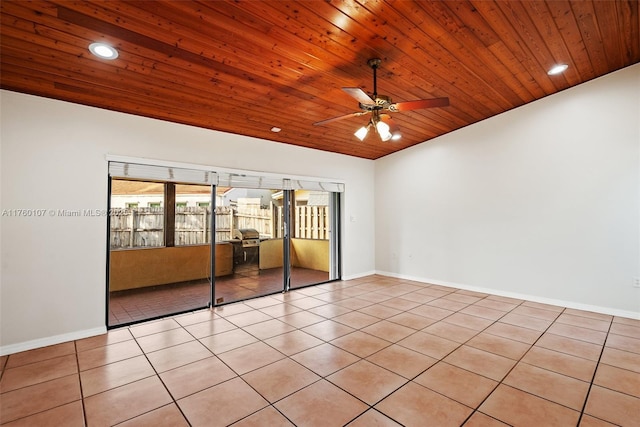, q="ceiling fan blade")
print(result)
[342,87,375,105]
[313,111,370,126]
[390,97,449,112]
